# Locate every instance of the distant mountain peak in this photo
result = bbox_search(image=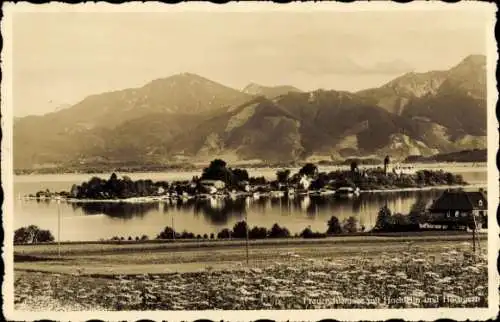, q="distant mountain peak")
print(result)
[356,53,486,118]
[242,83,302,99]
[14,54,486,170]
[242,82,263,93]
[145,72,213,87]
[449,54,486,76]
[376,69,448,100]
[459,54,486,65]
